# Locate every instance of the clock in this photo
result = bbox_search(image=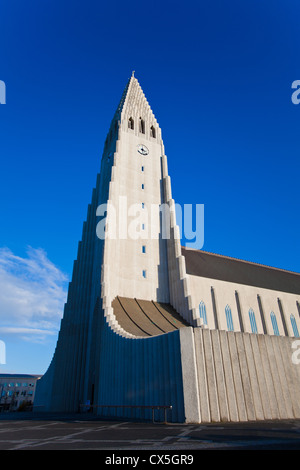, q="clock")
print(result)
[137,144,149,155]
